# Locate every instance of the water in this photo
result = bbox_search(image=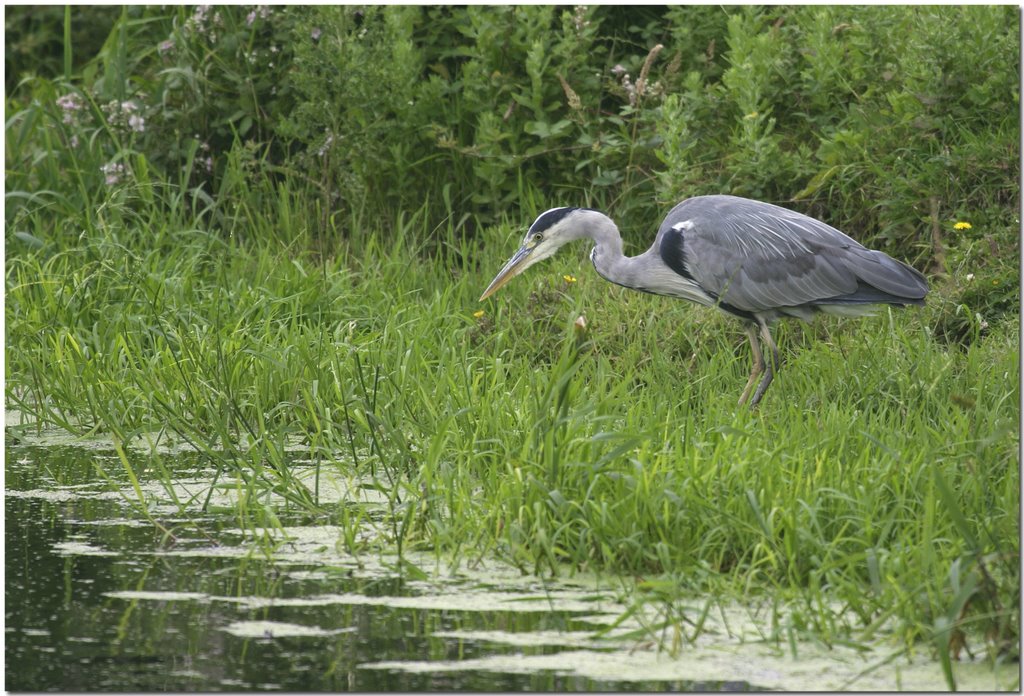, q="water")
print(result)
[5,444,739,691]
[5,433,1017,691]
